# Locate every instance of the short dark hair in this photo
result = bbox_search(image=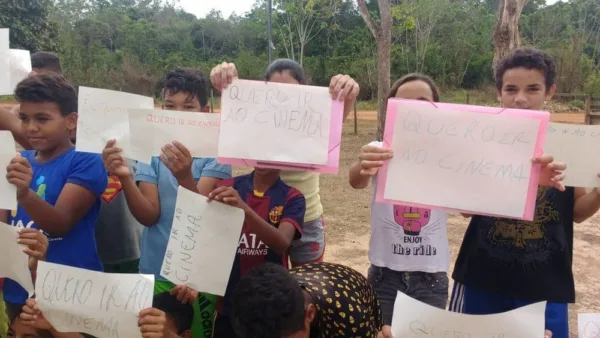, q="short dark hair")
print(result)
[152,292,194,334]
[8,307,53,338]
[31,52,63,74]
[162,68,209,107]
[265,59,307,84]
[14,73,77,116]
[495,48,556,91]
[232,263,306,338]
[387,73,440,102]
